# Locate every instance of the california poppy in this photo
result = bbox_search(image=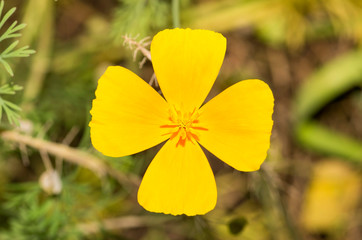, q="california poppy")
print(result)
[89,28,274,216]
